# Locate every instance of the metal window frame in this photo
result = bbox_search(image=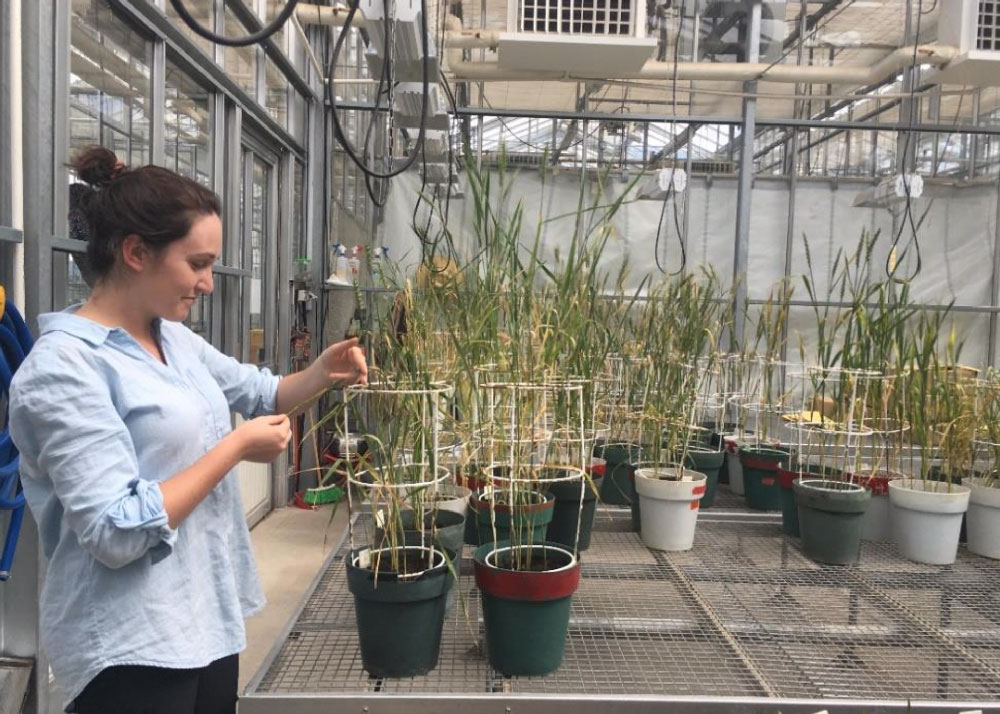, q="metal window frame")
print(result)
[0,0,10,232]
[108,0,307,159]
